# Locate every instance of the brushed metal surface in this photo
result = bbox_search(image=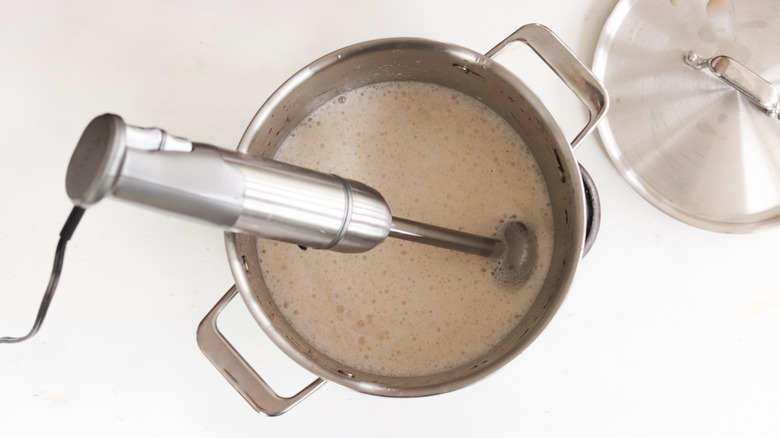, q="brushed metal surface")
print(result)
[593,0,780,232]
